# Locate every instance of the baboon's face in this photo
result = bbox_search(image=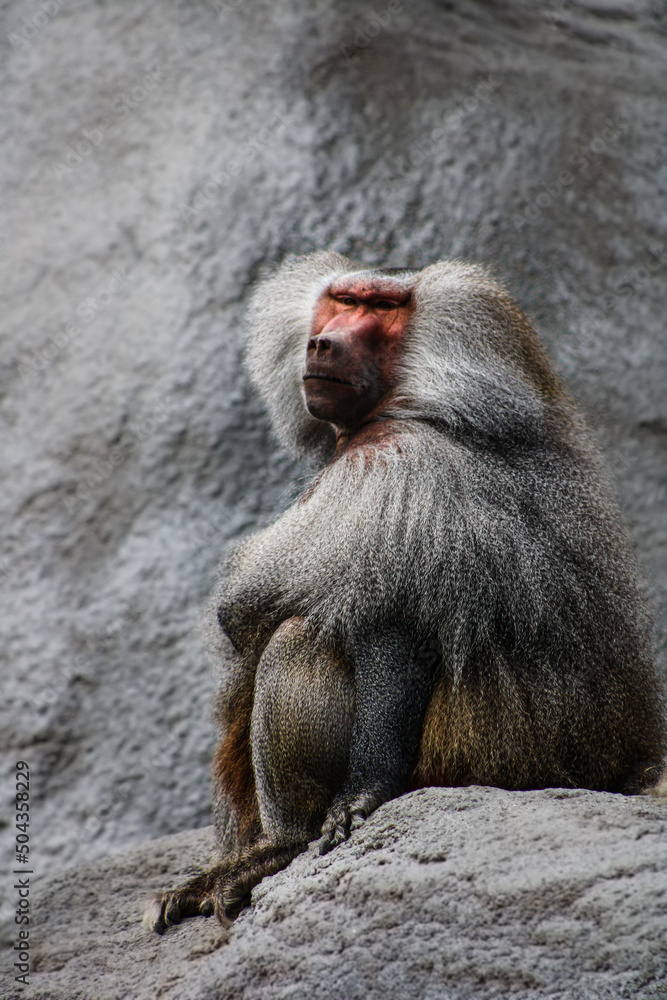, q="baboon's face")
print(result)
[302,276,413,430]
